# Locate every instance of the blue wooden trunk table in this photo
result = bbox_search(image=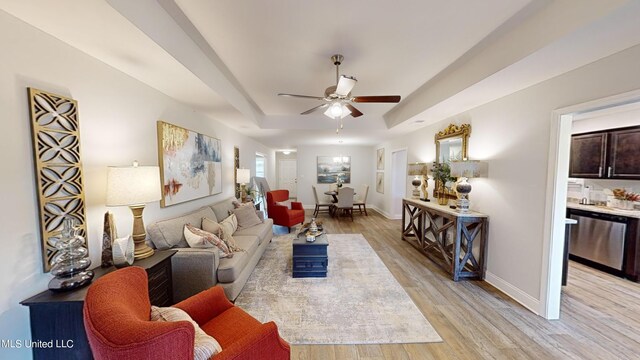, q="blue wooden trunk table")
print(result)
[292,233,328,278]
